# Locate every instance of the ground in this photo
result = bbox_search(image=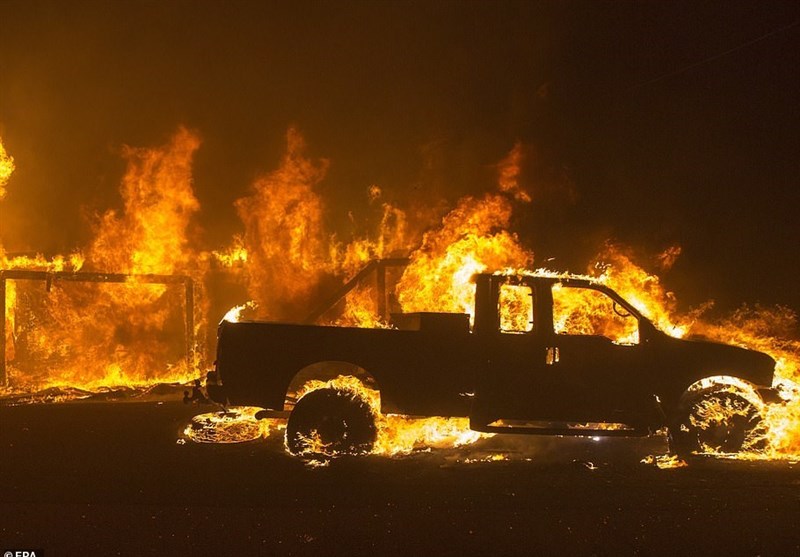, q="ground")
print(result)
[1,399,800,556]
